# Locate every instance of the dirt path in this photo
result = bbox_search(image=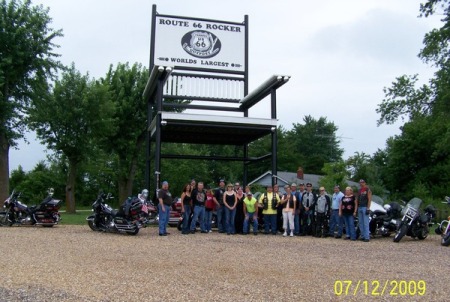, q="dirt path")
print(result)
[0,225,447,301]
